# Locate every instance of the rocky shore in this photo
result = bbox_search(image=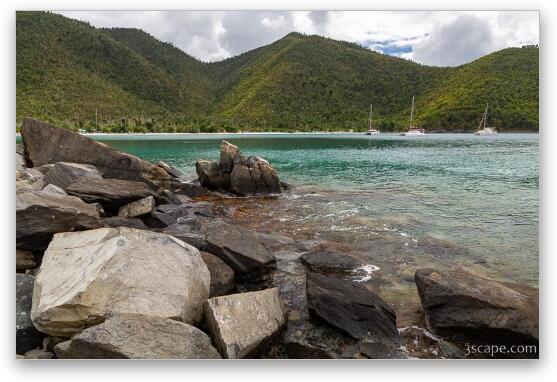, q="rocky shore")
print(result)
[16,118,539,359]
